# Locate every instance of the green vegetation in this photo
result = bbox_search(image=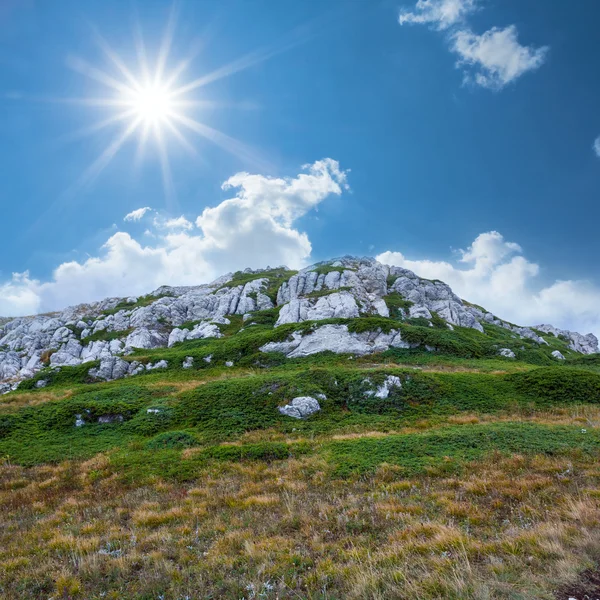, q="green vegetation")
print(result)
[327,422,600,477]
[305,286,352,299]
[383,291,414,317]
[101,293,174,316]
[85,328,133,343]
[311,264,347,276]
[217,268,298,303]
[2,302,600,599]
